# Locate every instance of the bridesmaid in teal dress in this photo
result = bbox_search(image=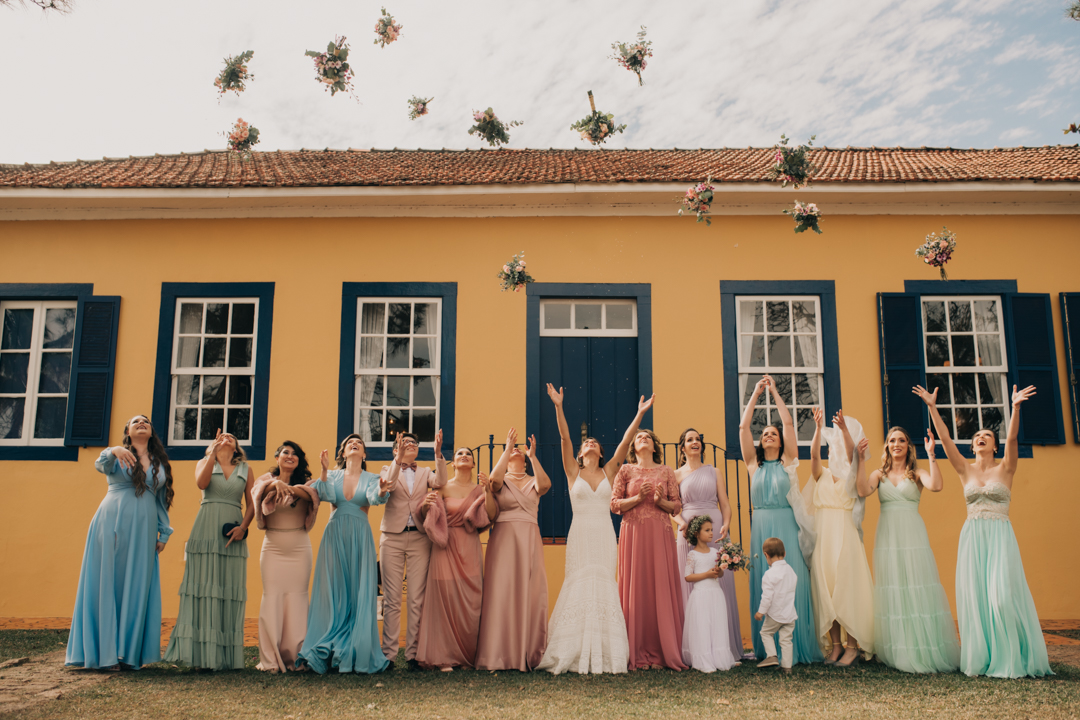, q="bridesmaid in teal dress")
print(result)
[740,375,822,665]
[858,425,960,674]
[67,415,174,670]
[915,383,1051,678]
[297,434,391,674]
